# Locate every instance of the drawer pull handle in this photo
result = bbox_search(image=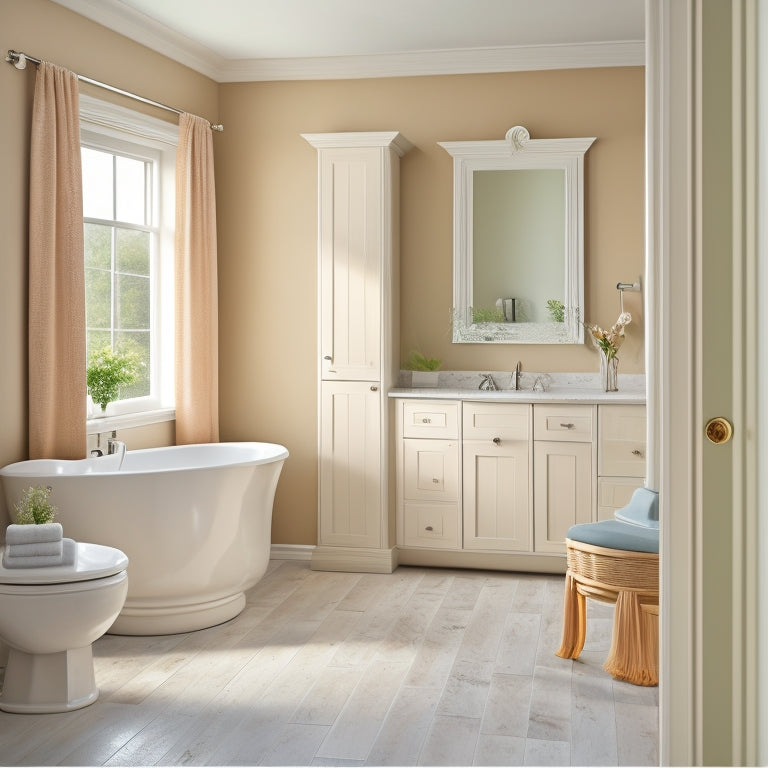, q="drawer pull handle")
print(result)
[493,437,501,445]
[432,478,440,483]
[422,418,431,423]
[560,423,575,429]
[425,526,434,532]
[632,449,643,456]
